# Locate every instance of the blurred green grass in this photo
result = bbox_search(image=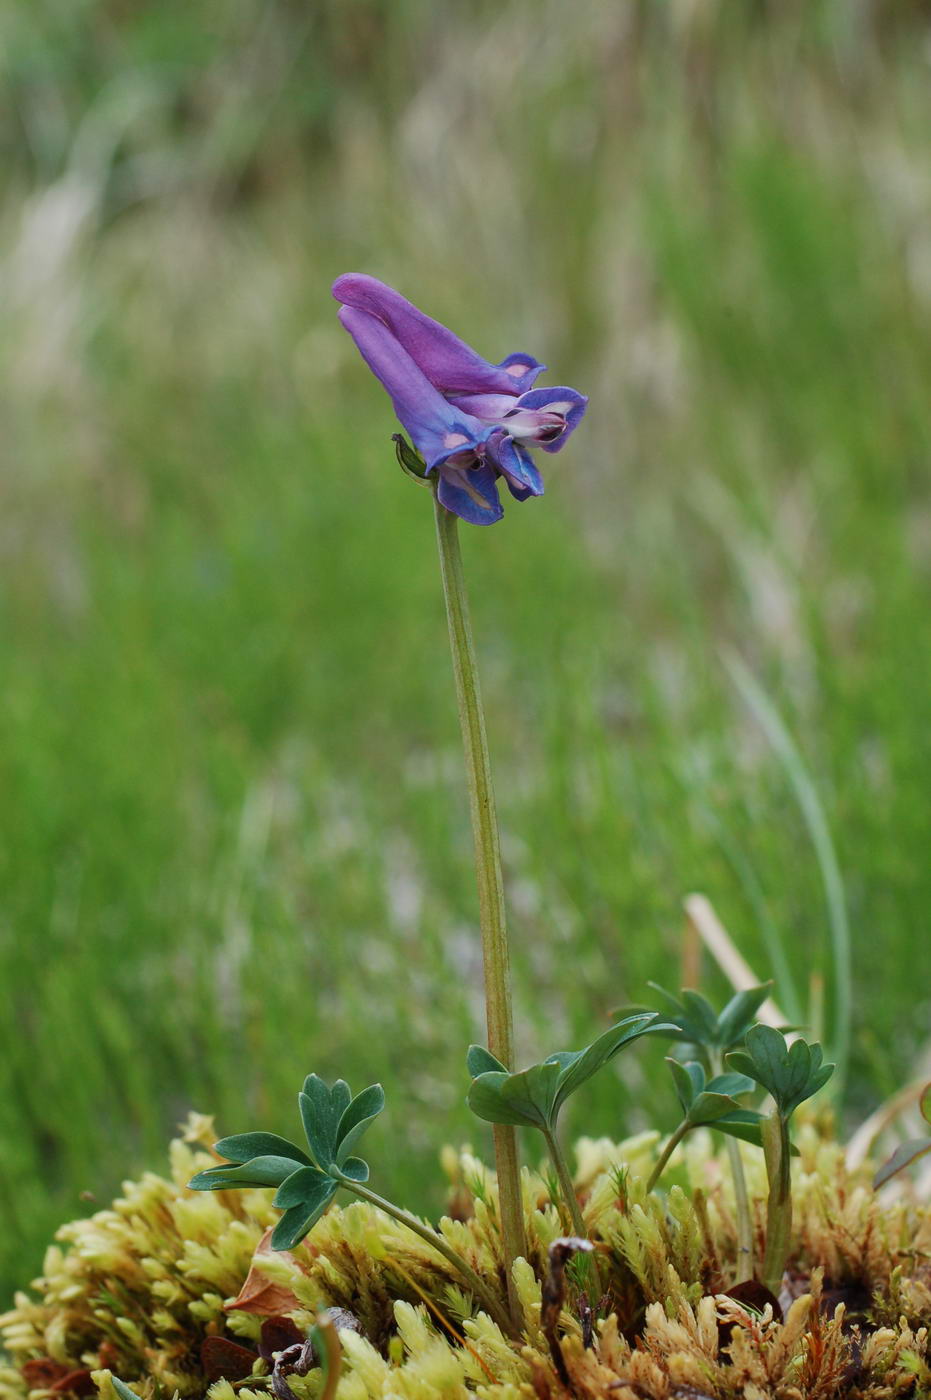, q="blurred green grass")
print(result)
[1,0,930,1298]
